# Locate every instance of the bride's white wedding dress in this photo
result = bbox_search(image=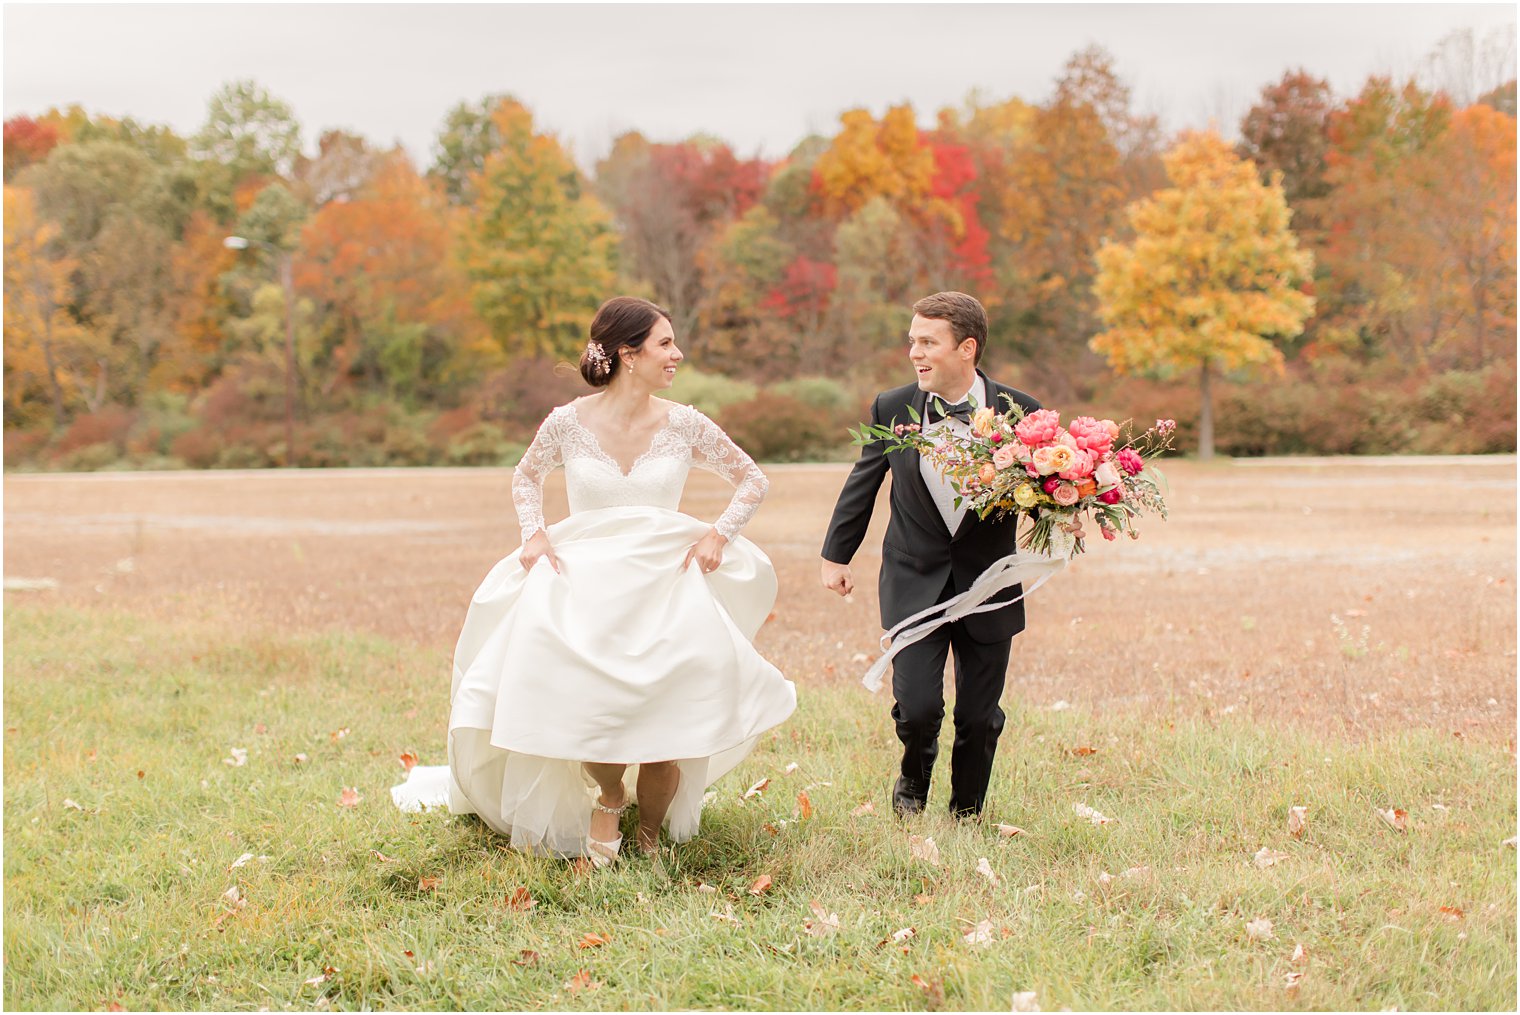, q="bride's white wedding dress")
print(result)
[391,400,797,856]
